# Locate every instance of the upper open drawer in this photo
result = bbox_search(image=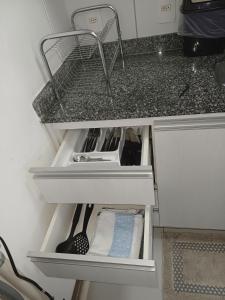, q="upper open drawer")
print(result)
[30,126,155,205]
